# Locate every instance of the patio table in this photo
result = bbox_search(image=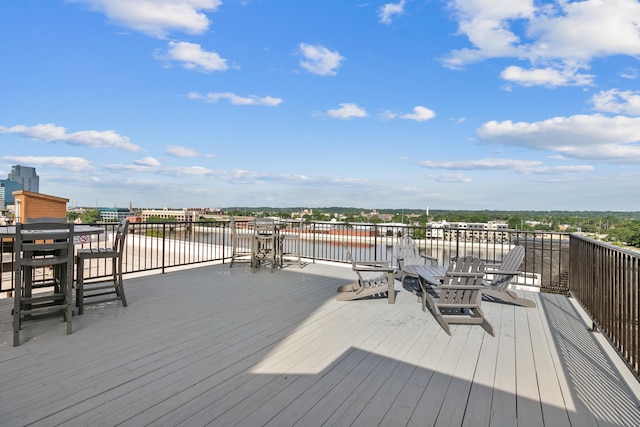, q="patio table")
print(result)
[0,224,105,240]
[402,264,447,287]
[252,220,284,270]
[1,224,105,292]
